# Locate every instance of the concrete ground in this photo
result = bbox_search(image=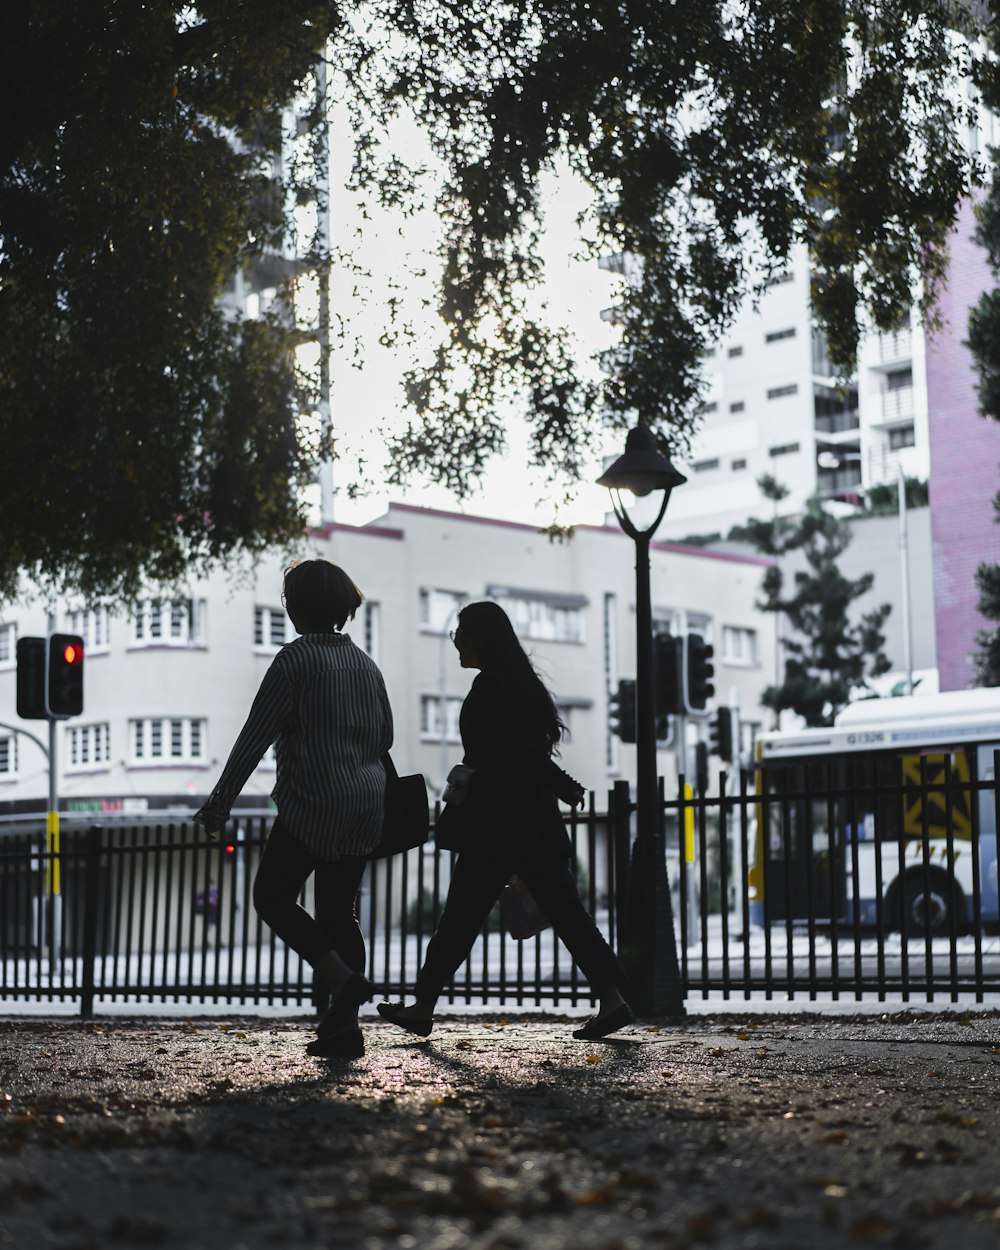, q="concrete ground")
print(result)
[2,1010,1000,1249]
